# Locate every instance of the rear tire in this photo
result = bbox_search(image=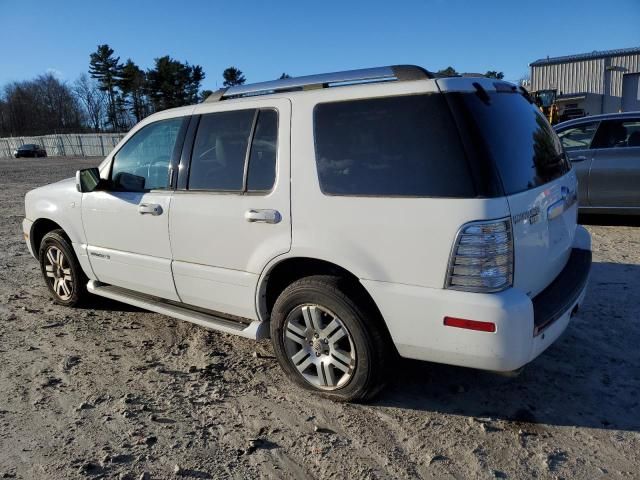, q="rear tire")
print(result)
[39,229,87,307]
[270,275,392,402]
